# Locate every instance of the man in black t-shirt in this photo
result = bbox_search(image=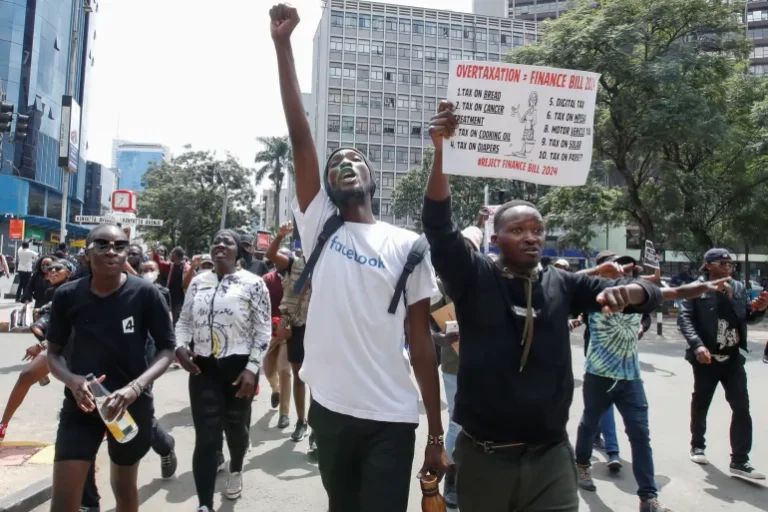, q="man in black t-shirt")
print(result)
[46,224,175,511]
[240,234,269,276]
